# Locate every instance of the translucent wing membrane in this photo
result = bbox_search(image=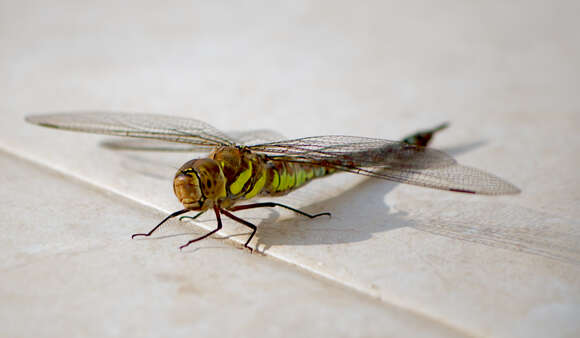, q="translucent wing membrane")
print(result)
[100,139,212,152]
[26,112,234,147]
[99,129,286,152]
[27,113,519,195]
[343,164,521,195]
[228,129,286,145]
[248,135,457,170]
[248,135,519,195]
